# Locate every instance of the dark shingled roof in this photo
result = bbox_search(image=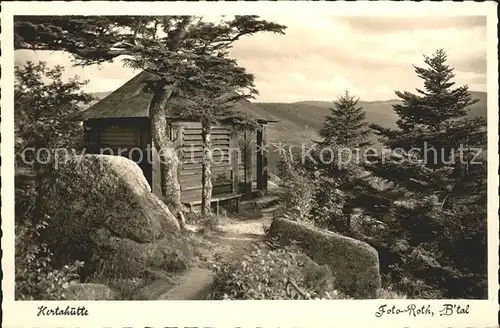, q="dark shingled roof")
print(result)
[82,71,277,123]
